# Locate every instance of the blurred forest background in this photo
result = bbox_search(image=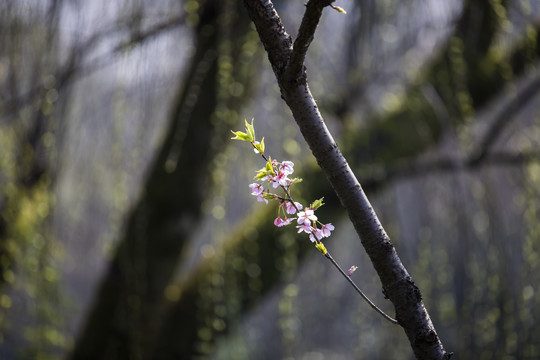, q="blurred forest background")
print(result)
[1,0,540,359]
